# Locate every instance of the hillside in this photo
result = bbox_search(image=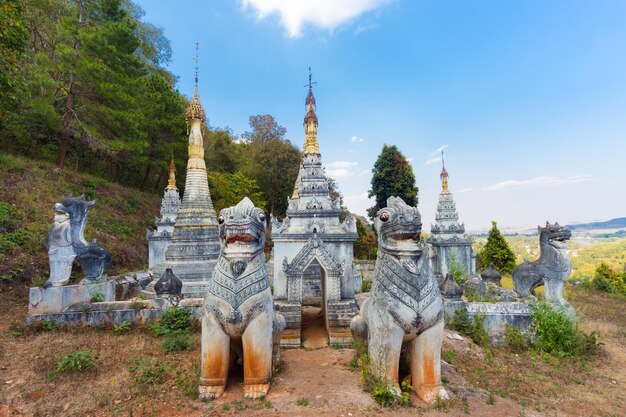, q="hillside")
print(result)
[567,217,626,231]
[0,152,160,292]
